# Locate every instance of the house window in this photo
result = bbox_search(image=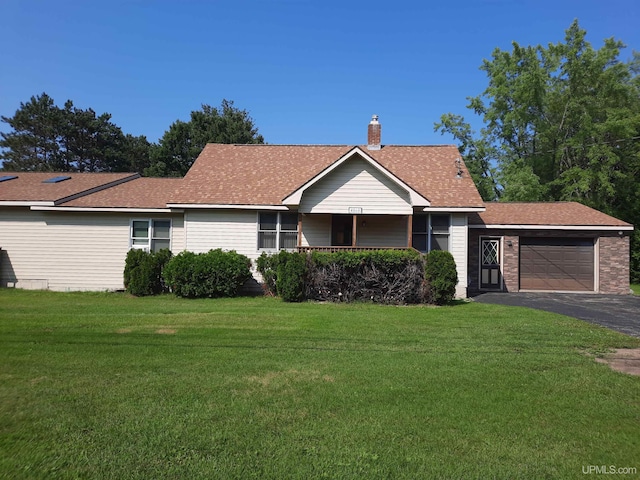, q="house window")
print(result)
[258,212,299,250]
[412,215,428,252]
[430,214,450,251]
[412,214,450,252]
[130,219,171,252]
